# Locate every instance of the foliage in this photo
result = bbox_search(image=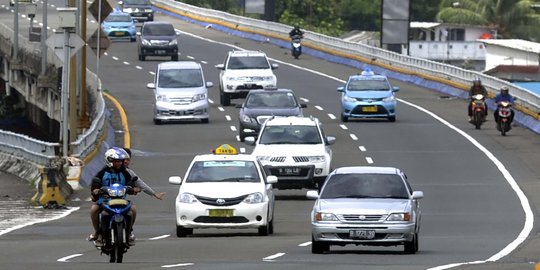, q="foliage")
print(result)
[275,0,345,36]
